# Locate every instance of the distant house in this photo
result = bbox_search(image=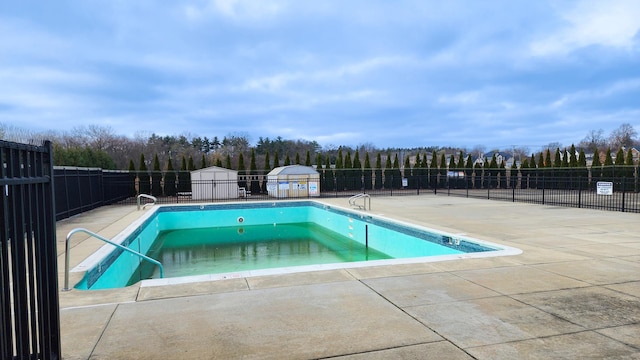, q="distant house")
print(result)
[475,151,512,167]
[630,147,640,164]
